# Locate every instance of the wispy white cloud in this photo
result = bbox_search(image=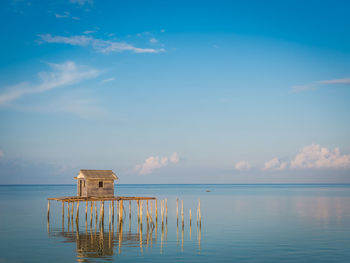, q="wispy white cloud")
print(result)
[290,144,350,169]
[38,34,165,54]
[135,152,179,175]
[319,78,350,85]
[292,77,350,92]
[263,157,288,171]
[55,12,70,18]
[102,77,115,83]
[0,61,99,105]
[149,38,158,44]
[70,0,93,5]
[234,160,251,171]
[83,30,97,34]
